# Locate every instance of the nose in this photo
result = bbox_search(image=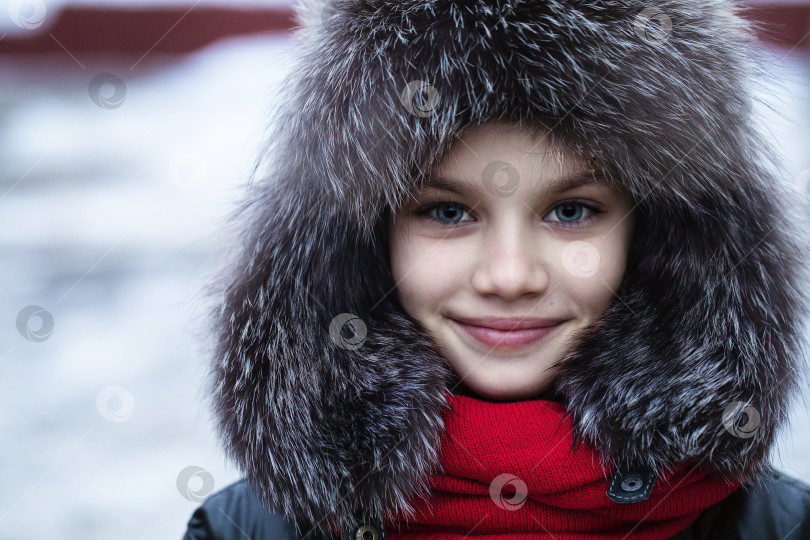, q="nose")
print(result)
[470,219,550,301]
